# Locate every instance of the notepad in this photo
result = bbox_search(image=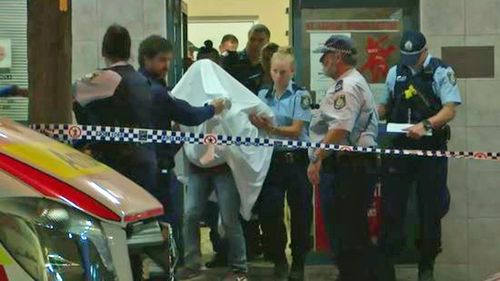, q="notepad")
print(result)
[386,123,433,136]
